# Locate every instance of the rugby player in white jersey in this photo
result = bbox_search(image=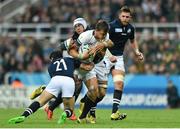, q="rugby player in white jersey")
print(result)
[68,20,114,123]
